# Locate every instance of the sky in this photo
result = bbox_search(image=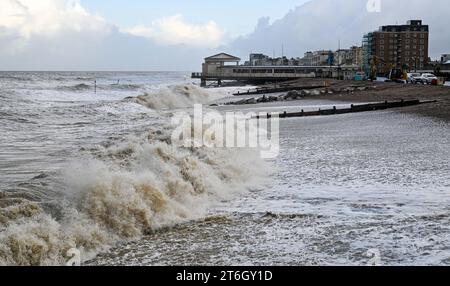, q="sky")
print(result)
[81,0,309,38]
[0,0,449,71]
